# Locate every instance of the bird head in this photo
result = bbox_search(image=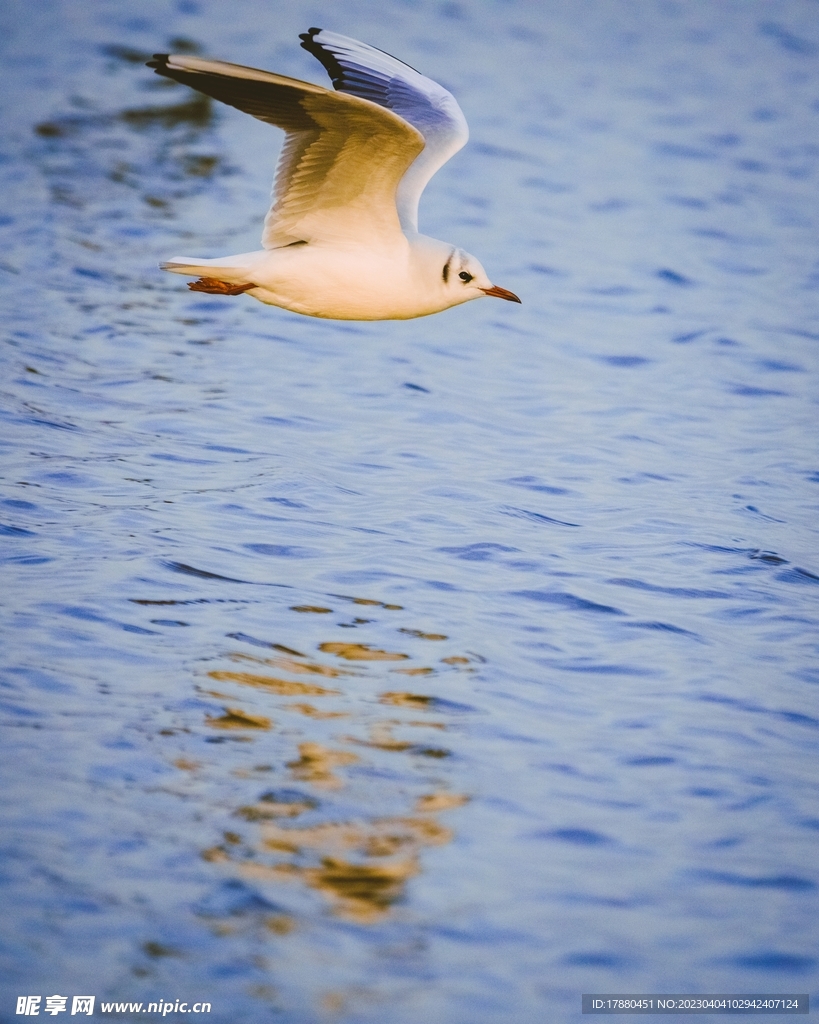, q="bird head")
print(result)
[441,248,520,306]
